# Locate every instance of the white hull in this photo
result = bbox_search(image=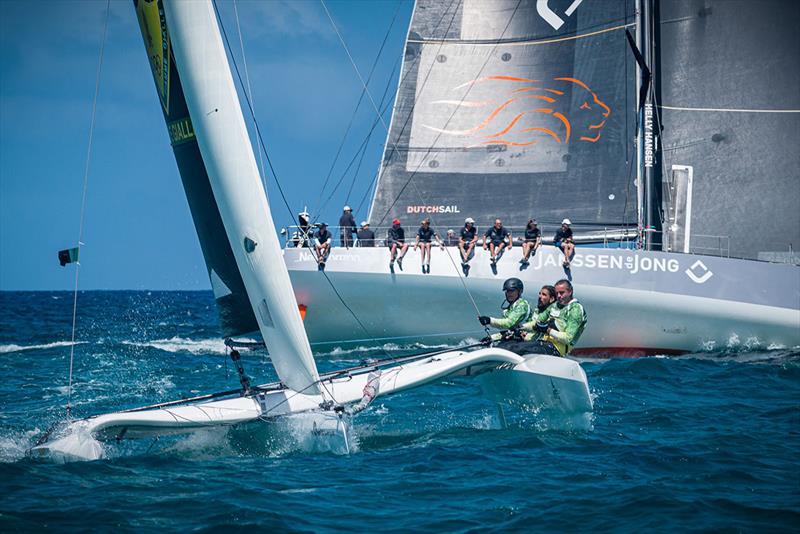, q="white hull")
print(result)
[285,246,800,355]
[30,348,591,461]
